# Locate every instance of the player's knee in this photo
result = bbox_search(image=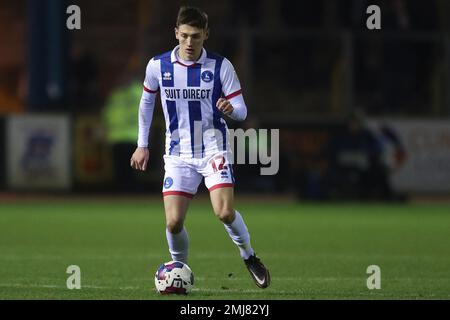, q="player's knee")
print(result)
[166,220,184,234]
[214,208,235,224]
